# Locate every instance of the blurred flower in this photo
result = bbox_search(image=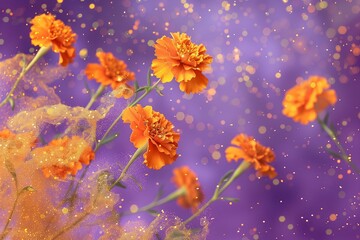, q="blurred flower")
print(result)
[31,136,95,179]
[112,84,135,100]
[122,104,180,170]
[0,128,12,138]
[282,76,337,124]
[30,13,76,66]
[151,32,213,94]
[225,134,276,178]
[85,52,135,98]
[172,166,204,211]
[0,128,36,167]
